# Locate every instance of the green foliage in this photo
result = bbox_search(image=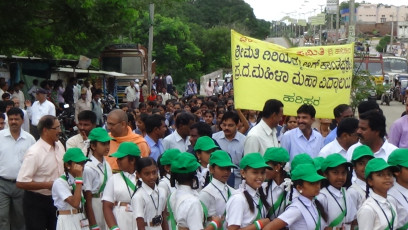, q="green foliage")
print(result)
[376,35,390,53]
[350,70,375,113]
